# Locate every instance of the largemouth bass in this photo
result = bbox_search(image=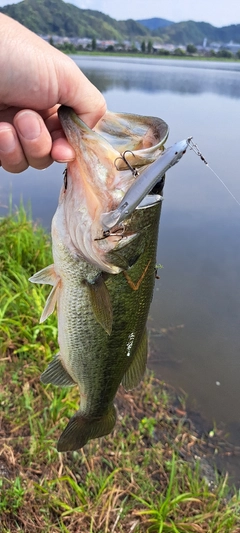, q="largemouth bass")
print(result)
[30,106,169,452]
